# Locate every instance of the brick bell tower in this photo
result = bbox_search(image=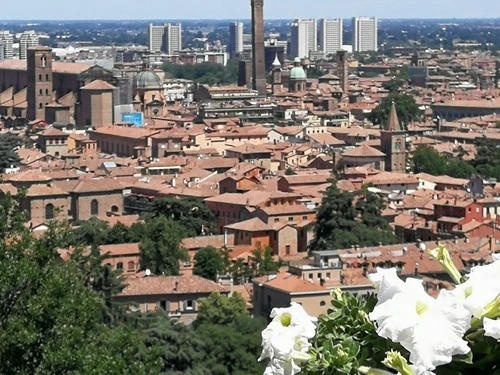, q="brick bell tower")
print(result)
[251,0,267,96]
[380,101,407,173]
[27,45,53,121]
